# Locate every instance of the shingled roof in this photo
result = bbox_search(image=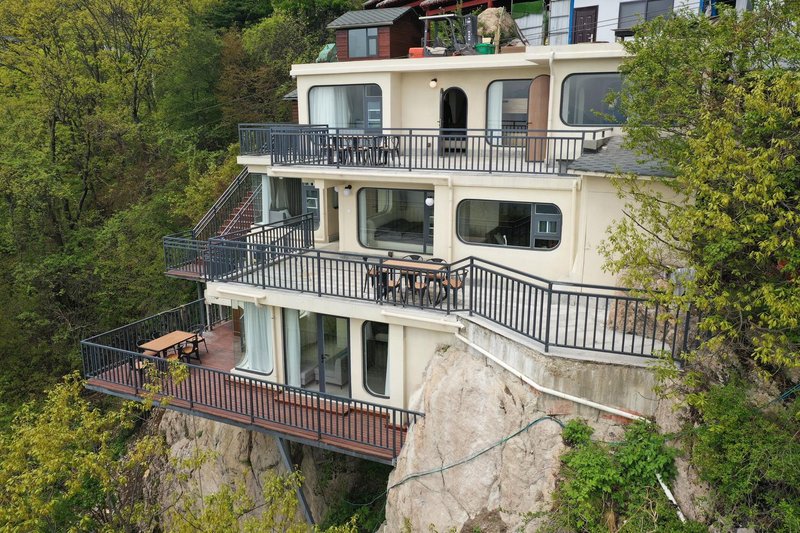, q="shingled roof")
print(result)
[327,7,413,30]
[568,136,674,177]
